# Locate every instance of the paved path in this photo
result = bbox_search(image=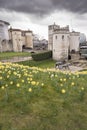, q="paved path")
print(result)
[1,56,32,63]
[69,65,84,72]
[55,65,85,72]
